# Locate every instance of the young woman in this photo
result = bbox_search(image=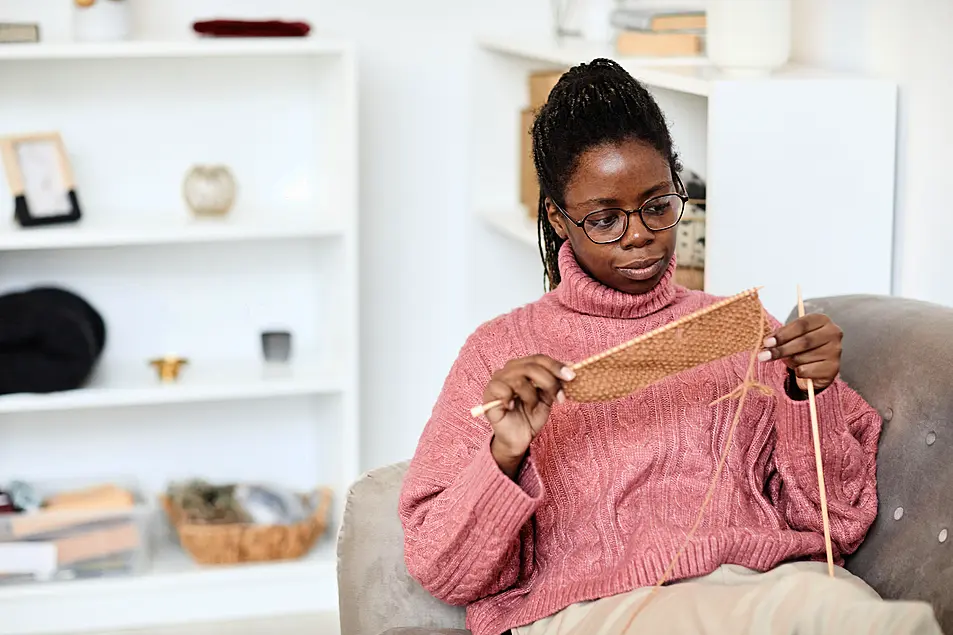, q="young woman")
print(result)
[399,59,941,635]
